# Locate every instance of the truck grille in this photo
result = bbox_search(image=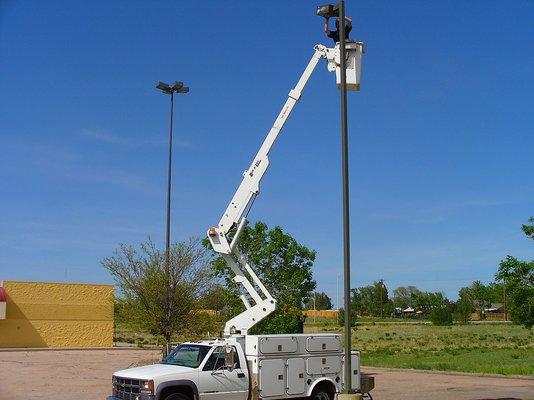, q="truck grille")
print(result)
[113,376,141,400]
